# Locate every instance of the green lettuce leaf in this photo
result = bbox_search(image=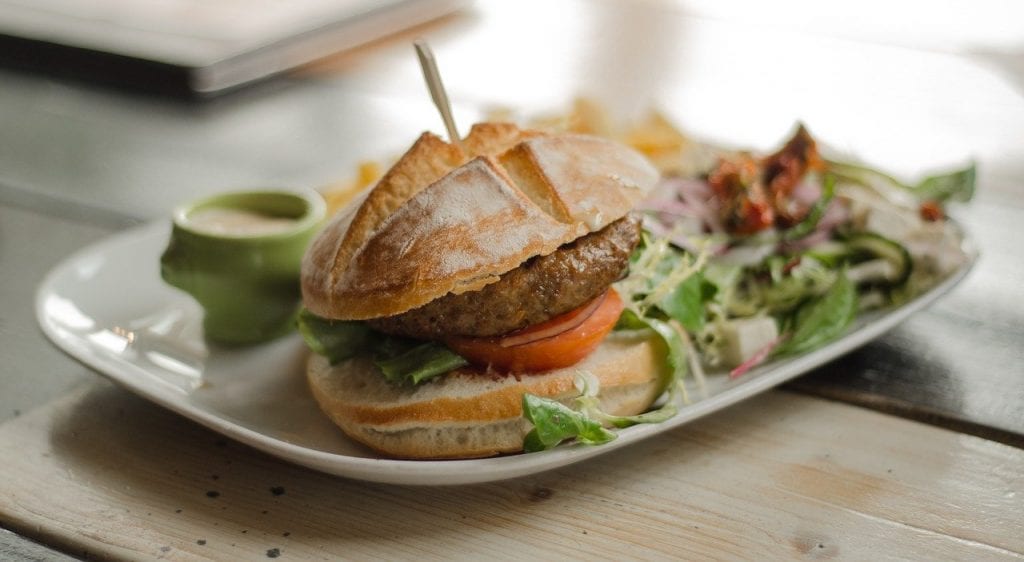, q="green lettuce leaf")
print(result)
[593,402,679,429]
[773,272,858,357]
[828,160,976,203]
[521,394,616,452]
[616,309,687,396]
[297,308,376,365]
[913,162,976,203]
[297,308,467,386]
[659,273,717,333]
[374,341,468,385]
[572,370,680,430]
